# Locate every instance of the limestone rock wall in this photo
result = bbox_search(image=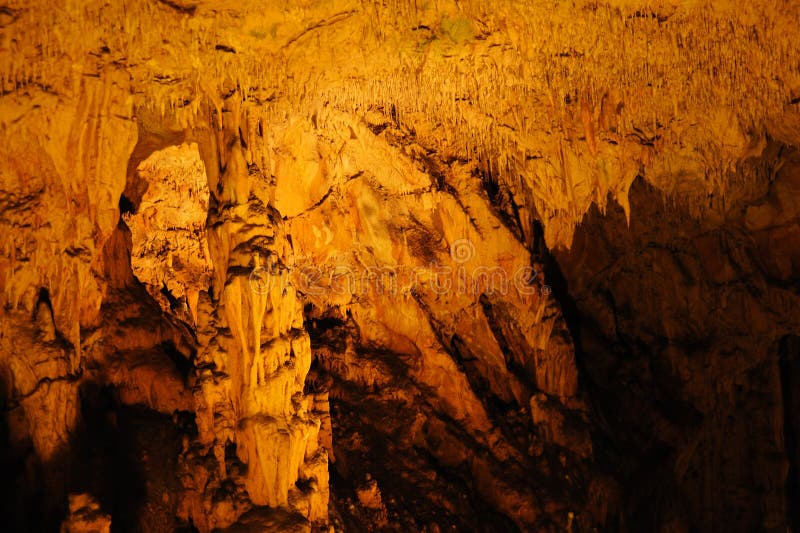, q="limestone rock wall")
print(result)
[0,1,798,531]
[554,150,800,532]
